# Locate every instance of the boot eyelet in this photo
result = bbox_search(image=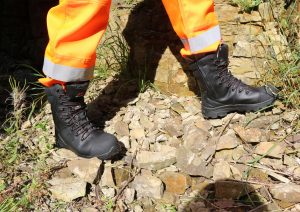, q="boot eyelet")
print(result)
[246,91,250,95]
[231,88,235,92]
[238,90,243,93]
